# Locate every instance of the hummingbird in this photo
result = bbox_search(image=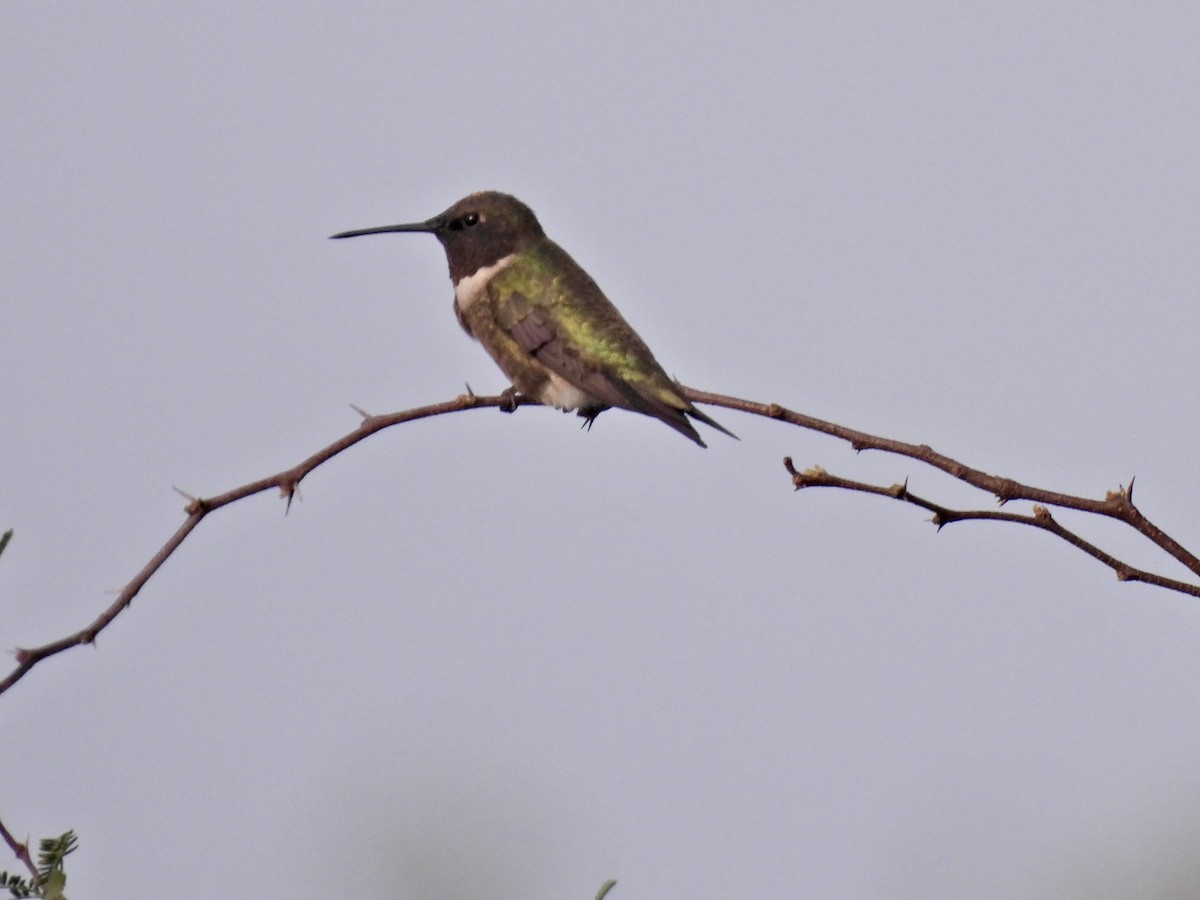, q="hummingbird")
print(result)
[331,191,735,447]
